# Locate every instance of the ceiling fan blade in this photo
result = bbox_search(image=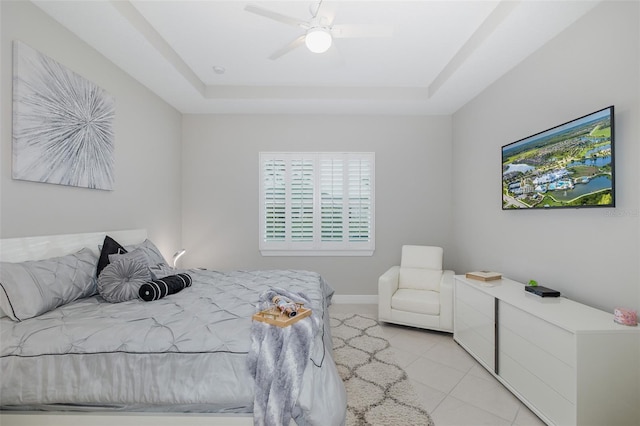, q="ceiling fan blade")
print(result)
[310,0,323,18]
[269,35,306,60]
[331,24,394,39]
[244,4,307,29]
[309,0,336,27]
